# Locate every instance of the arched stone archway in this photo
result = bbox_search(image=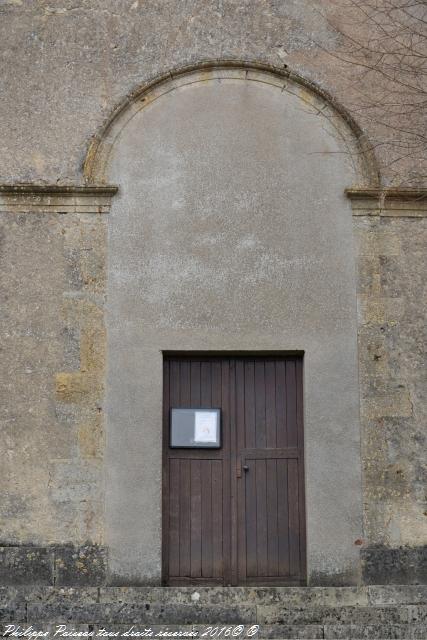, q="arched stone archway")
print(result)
[95,63,376,585]
[84,62,380,188]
